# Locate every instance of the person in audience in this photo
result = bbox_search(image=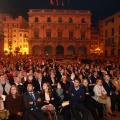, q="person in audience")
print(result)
[54,82,71,120]
[48,73,57,89]
[23,83,47,120]
[112,76,120,111]
[5,85,24,120]
[93,79,116,117]
[68,78,89,120]
[23,74,38,92]
[0,75,11,101]
[35,73,45,92]
[14,77,24,94]
[103,74,116,111]
[9,71,18,85]
[40,82,55,120]
[82,79,104,120]
[67,72,75,86]
[91,71,99,84]
[60,75,70,100]
[21,71,28,84]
